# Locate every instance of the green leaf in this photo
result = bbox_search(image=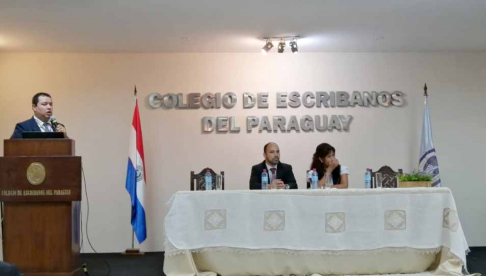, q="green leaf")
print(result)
[398,170,433,182]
